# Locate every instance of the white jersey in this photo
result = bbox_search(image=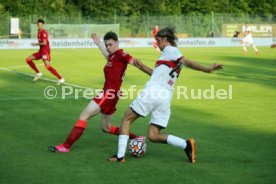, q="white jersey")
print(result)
[242,26,254,44]
[146,45,183,90]
[131,46,183,128]
[244,29,252,38]
[243,31,254,44]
